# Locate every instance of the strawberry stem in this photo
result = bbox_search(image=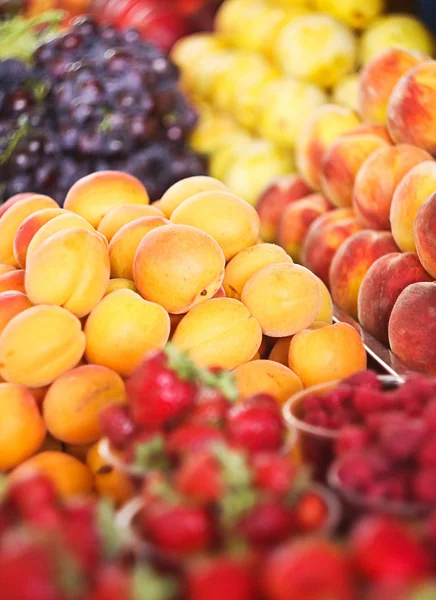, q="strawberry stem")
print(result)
[164,343,200,381]
[133,434,169,472]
